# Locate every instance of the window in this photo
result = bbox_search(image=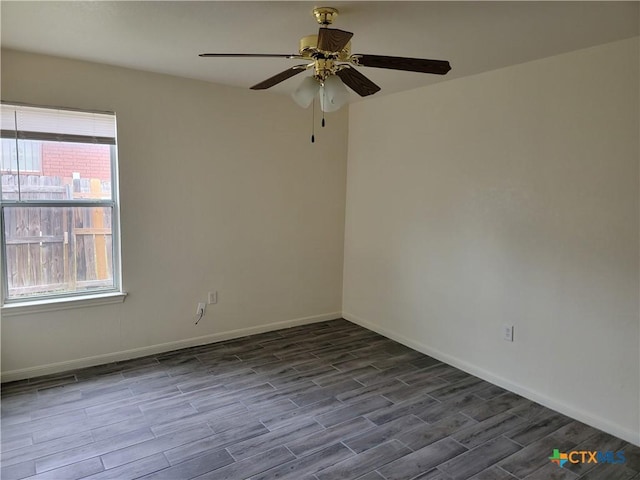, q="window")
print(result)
[1,103,122,305]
